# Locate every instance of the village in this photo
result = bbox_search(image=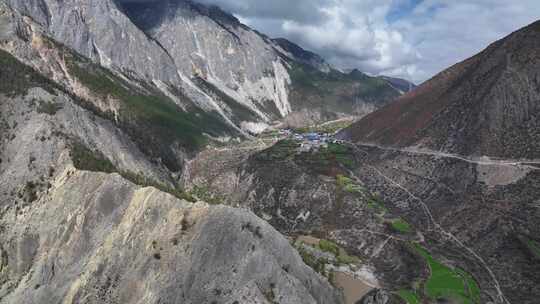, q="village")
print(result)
[278,128,346,153]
